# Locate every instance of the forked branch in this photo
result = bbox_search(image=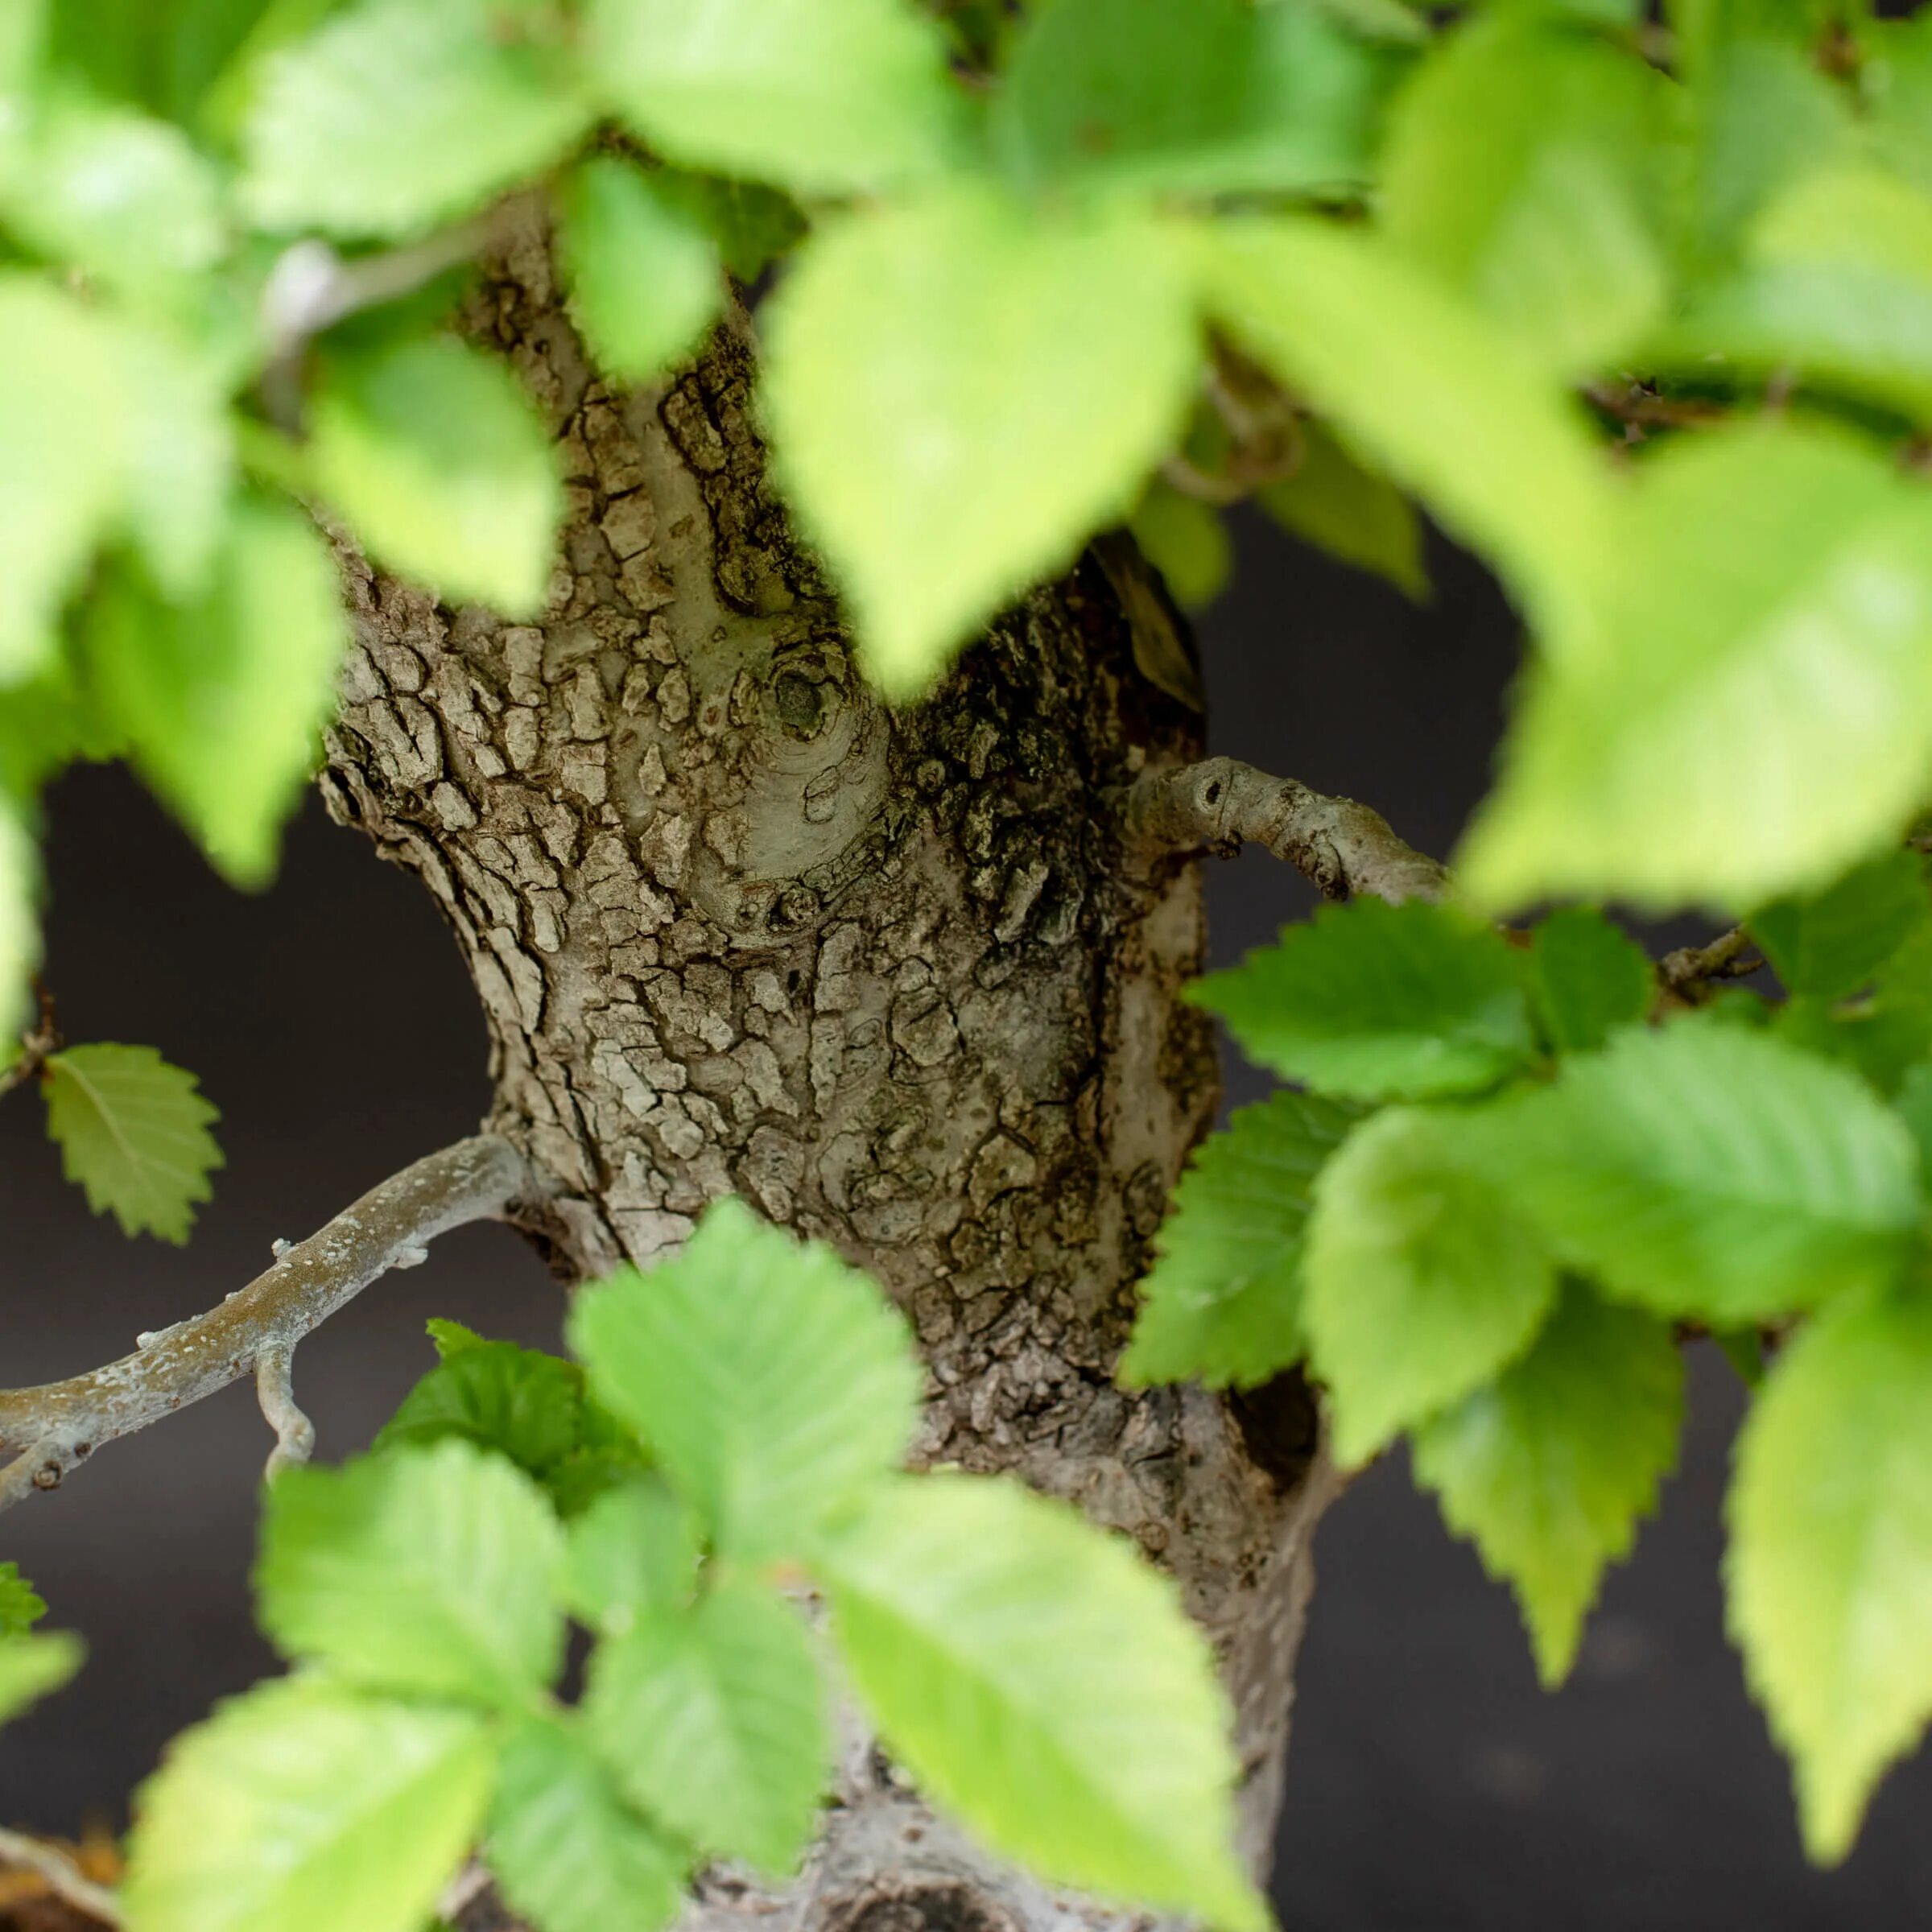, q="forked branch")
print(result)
[0,1135,533,1512]
[1125,758,1447,905]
